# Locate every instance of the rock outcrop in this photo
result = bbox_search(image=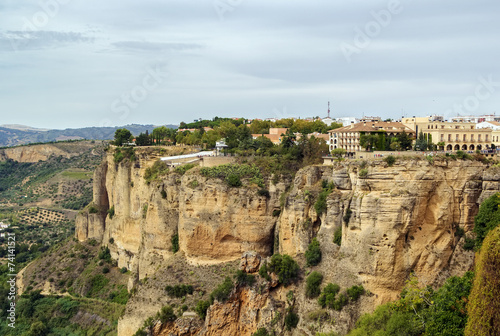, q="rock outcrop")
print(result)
[75,150,500,335]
